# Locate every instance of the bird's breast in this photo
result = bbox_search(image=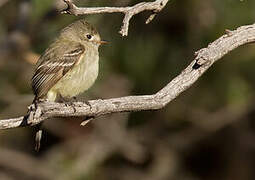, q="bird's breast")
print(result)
[51,49,99,98]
